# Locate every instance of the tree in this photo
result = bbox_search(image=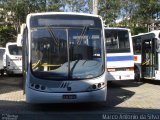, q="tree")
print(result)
[132,0,160,32]
[0,26,16,47]
[98,0,121,26]
[47,0,63,11]
[0,0,63,46]
[62,0,92,13]
[117,0,160,34]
